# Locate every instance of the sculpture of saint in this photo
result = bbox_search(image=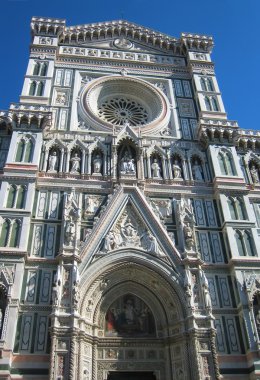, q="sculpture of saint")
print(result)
[250,165,259,184]
[65,221,75,245]
[70,153,81,173]
[172,160,182,179]
[151,158,161,178]
[48,151,58,172]
[192,160,204,181]
[93,154,102,174]
[120,152,136,174]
